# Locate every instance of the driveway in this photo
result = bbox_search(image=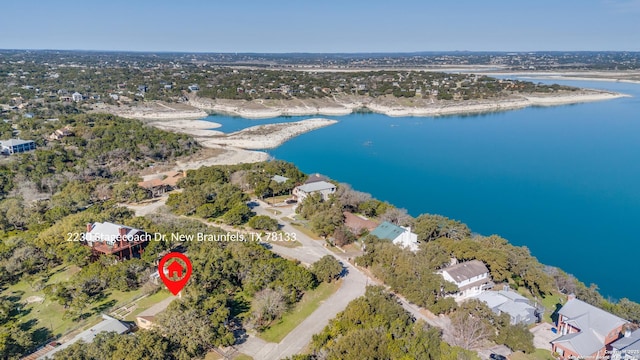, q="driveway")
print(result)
[531,322,558,350]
